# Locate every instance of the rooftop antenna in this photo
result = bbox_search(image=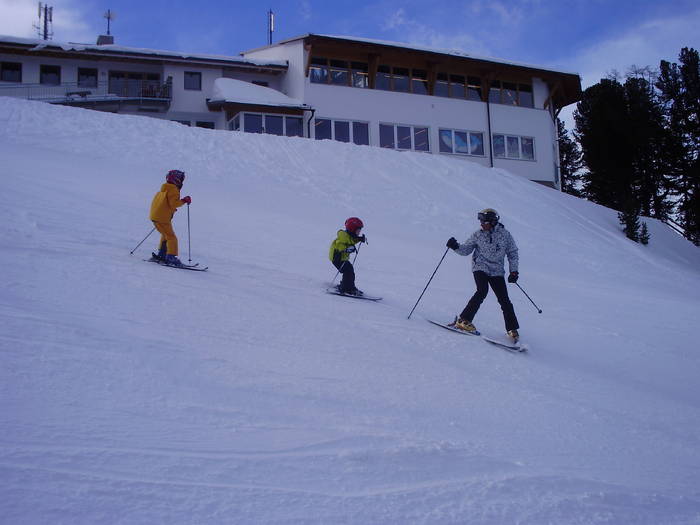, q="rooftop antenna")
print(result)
[34,2,54,40]
[267,9,274,45]
[104,9,116,35]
